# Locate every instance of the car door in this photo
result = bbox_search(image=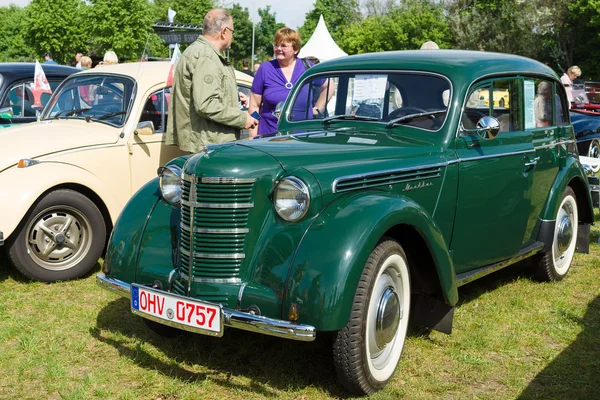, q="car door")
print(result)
[451,77,537,273]
[128,87,186,194]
